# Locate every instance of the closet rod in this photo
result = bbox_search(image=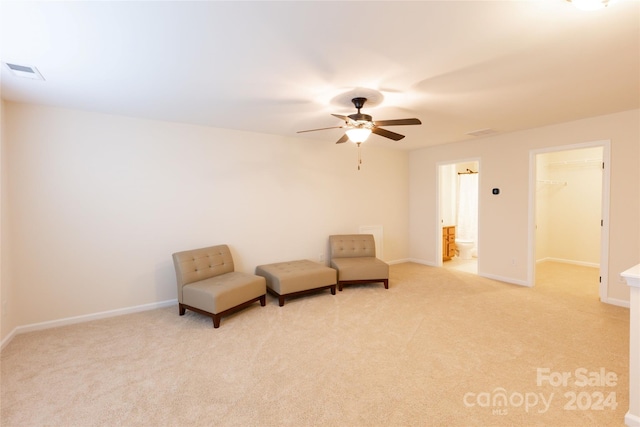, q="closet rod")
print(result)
[458,168,478,174]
